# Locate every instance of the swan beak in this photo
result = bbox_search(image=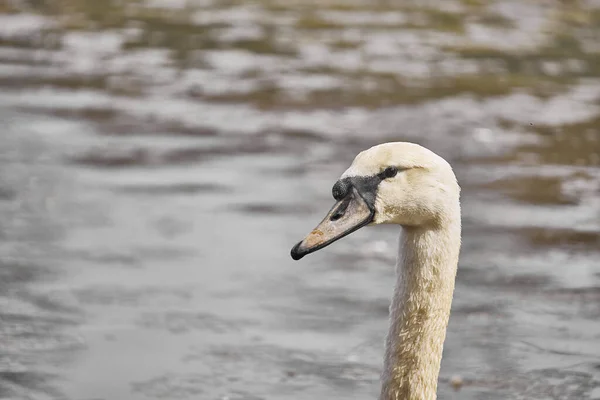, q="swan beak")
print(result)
[290,187,374,260]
